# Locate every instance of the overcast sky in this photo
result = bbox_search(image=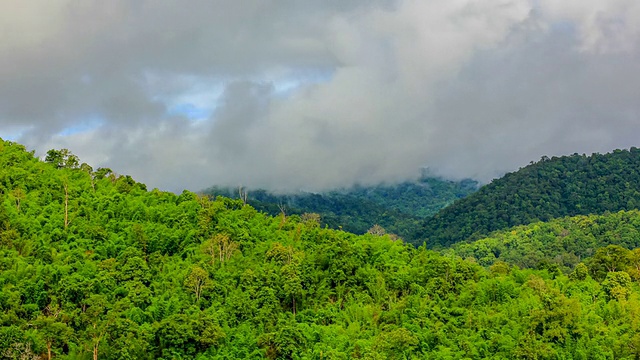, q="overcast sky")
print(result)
[2,1,640,192]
